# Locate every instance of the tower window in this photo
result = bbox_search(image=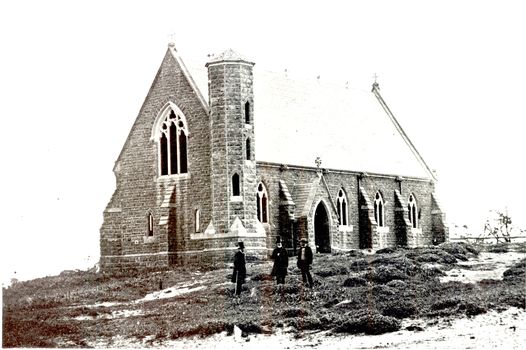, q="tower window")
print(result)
[245,101,250,124]
[408,194,418,228]
[374,192,385,227]
[246,138,251,160]
[336,189,348,226]
[232,173,240,196]
[256,182,269,223]
[147,212,154,237]
[159,110,188,176]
